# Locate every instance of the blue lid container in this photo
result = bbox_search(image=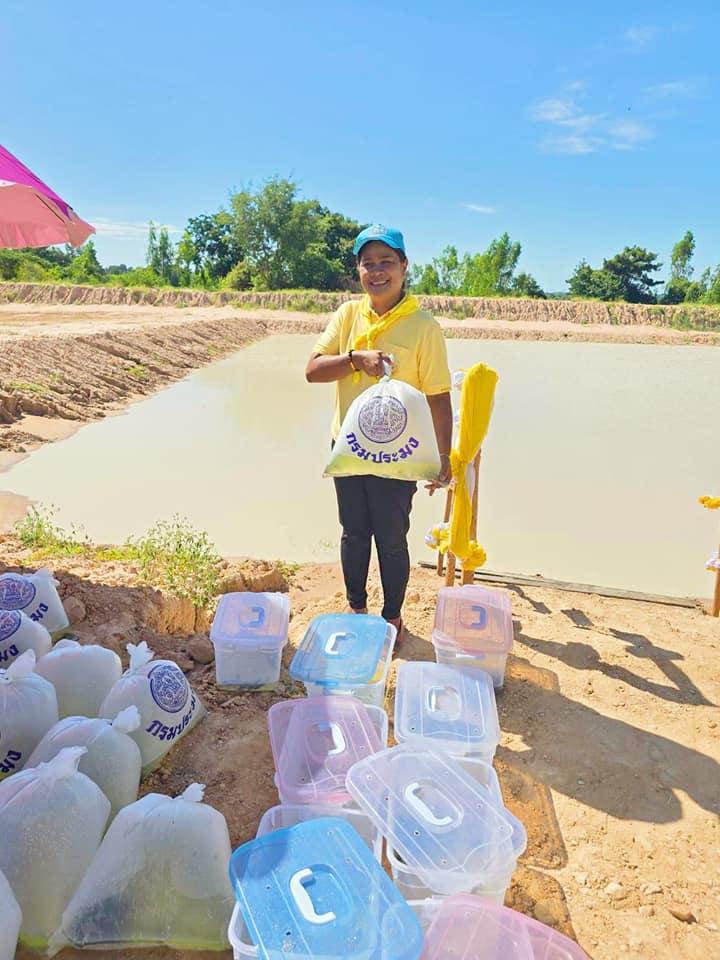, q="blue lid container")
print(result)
[229,817,423,960]
[289,614,393,687]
